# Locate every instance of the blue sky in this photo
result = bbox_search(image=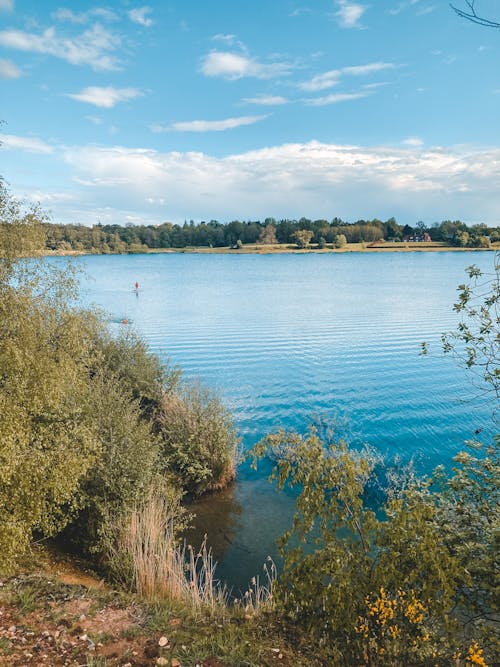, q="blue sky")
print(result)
[0,0,499,226]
